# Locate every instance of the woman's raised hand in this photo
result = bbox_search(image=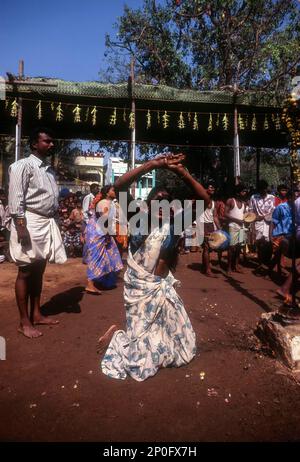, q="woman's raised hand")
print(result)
[165,153,186,175]
[149,152,185,170]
